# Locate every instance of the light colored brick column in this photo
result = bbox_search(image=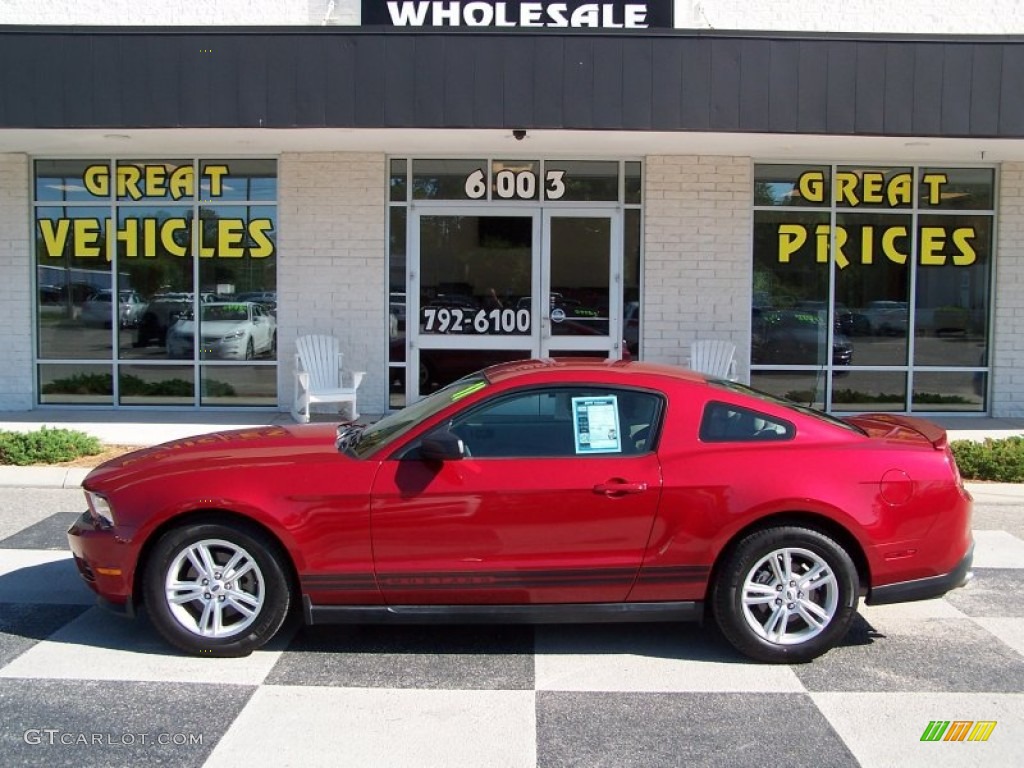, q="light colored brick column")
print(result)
[643,155,752,379]
[991,162,1024,417]
[0,154,33,410]
[277,152,387,416]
